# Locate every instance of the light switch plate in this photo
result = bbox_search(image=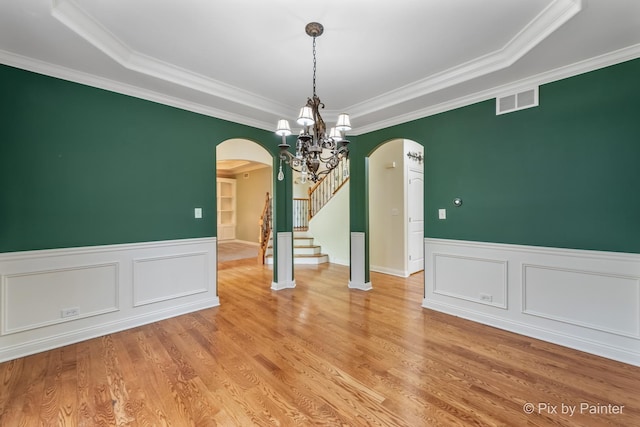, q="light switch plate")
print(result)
[438,208,446,219]
[194,208,202,219]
